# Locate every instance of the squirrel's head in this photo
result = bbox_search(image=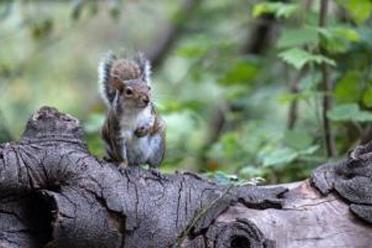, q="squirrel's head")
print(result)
[110,57,152,109]
[112,78,151,109]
